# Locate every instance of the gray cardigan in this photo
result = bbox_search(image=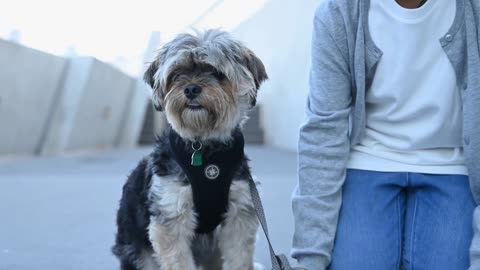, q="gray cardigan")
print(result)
[292,0,480,269]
